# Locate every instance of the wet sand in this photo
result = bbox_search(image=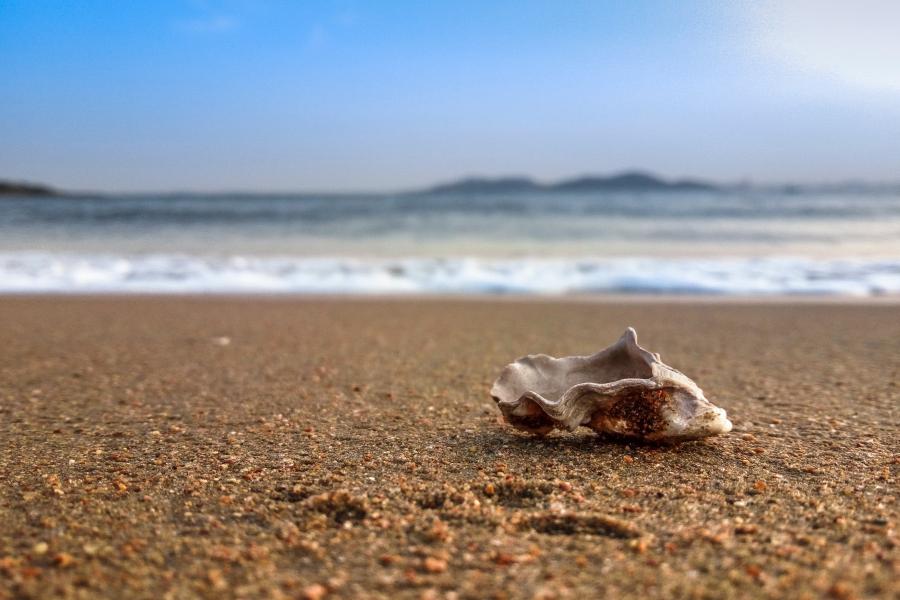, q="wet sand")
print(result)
[0,297,897,599]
